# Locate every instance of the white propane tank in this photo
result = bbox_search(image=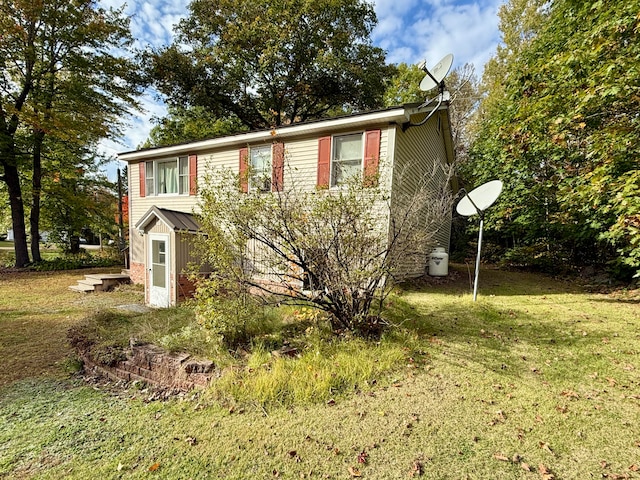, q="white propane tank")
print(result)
[428,247,449,277]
